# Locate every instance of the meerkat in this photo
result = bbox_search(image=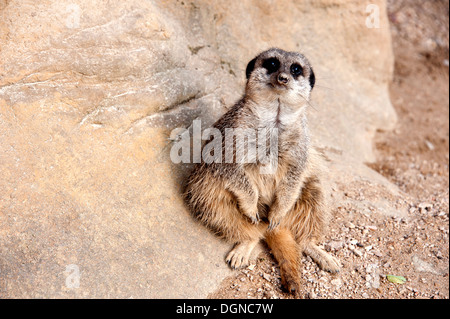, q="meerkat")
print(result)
[184,48,340,296]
